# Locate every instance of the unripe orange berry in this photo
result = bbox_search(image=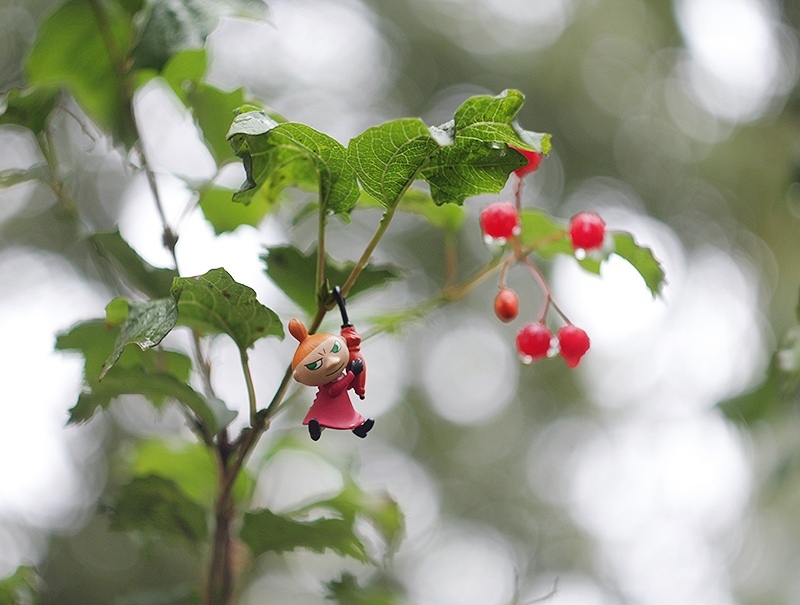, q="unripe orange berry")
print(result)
[494,288,519,322]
